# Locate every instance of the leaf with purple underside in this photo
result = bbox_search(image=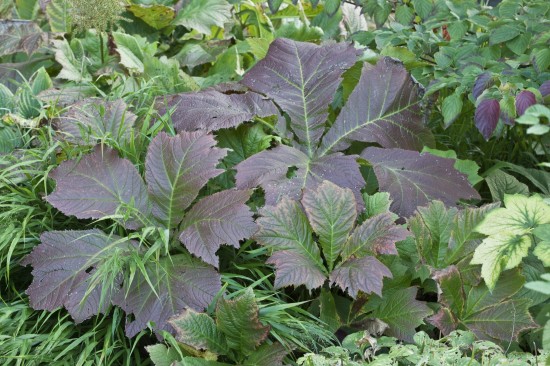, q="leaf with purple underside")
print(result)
[319,58,434,155]
[515,90,536,117]
[46,146,150,229]
[179,189,256,267]
[145,131,227,228]
[22,229,135,323]
[475,99,500,140]
[540,80,550,97]
[113,254,221,338]
[362,147,480,218]
[168,89,279,133]
[241,38,359,155]
[472,72,492,100]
